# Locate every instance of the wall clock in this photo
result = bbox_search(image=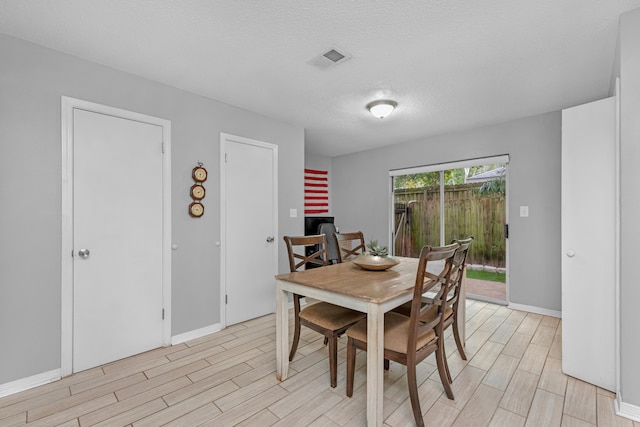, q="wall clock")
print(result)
[190,184,206,200]
[189,201,204,218]
[192,165,208,182]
